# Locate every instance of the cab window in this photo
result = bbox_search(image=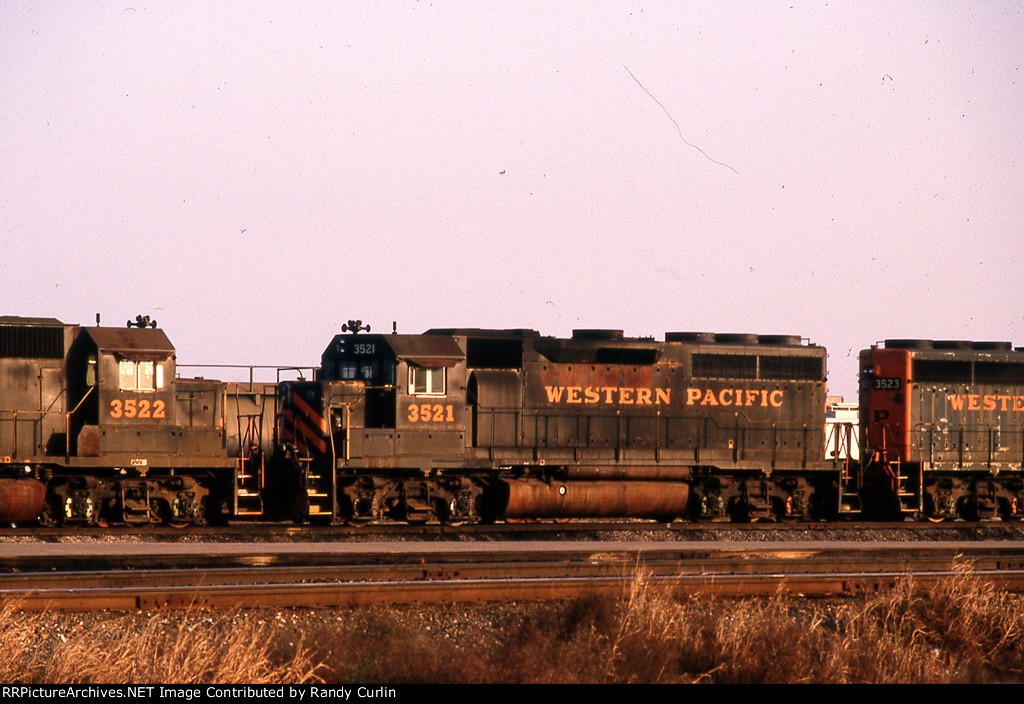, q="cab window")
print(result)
[118,360,164,391]
[408,365,445,395]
